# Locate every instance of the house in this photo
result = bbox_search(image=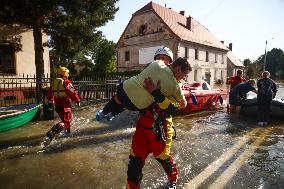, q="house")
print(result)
[0,25,50,76]
[0,25,50,104]
[116,1,230,84]
[226,43,245,77]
